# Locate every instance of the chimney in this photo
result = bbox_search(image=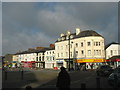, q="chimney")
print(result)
[76,28,80,35]
[60,33,64,37]
[49,44,55,48]
[67,31,71,35]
